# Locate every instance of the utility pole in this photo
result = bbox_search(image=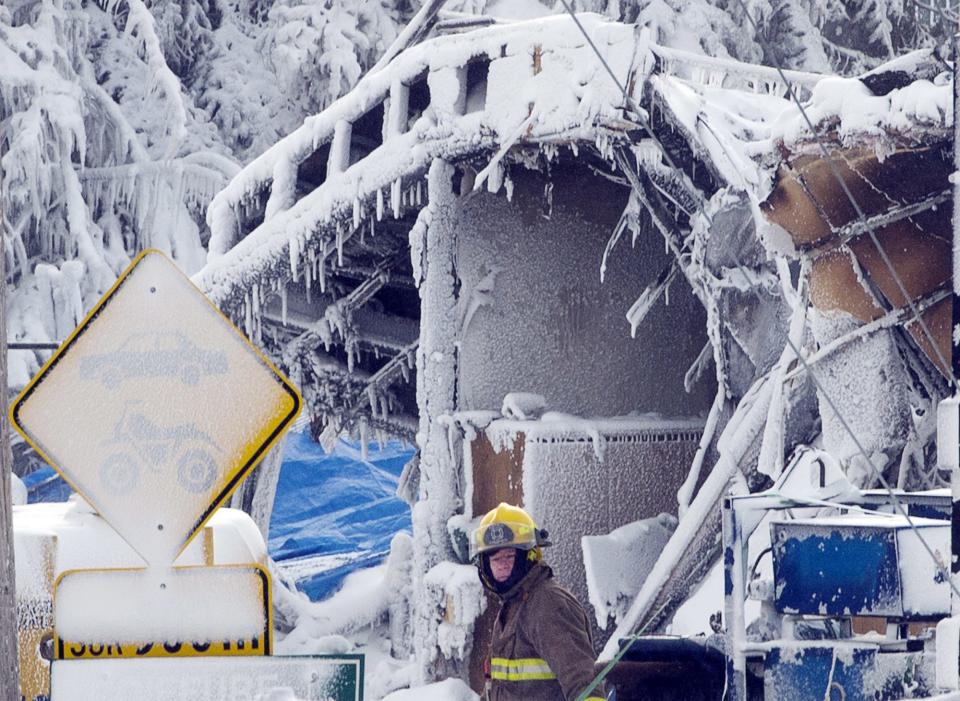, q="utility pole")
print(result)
[0,162,19,699]
[952,31,960,611]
